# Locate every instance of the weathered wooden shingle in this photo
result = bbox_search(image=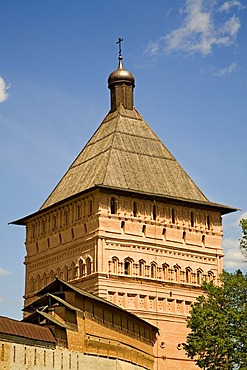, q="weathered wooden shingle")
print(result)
[40,105,208,209]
